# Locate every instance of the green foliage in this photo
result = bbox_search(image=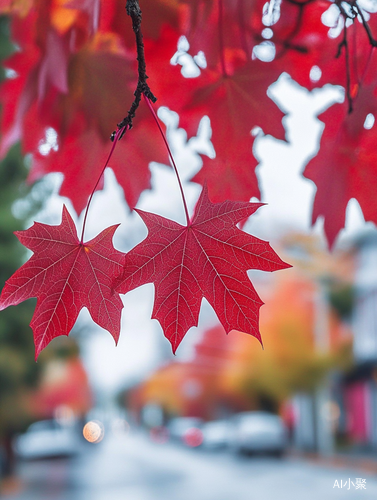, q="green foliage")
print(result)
[0,16,43,437]
[328,283,354,320]
[0,144,40,437]
[0,16,13,70]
